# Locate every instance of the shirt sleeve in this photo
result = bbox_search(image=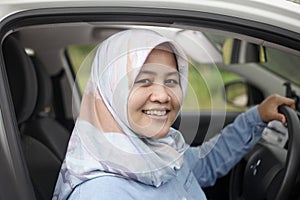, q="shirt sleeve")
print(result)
[185,106,266,187]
